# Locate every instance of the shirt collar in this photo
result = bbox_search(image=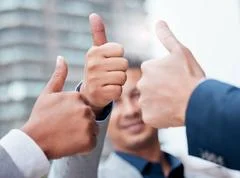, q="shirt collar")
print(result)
[116,151,148,172]
[115,151,182,174]
[164,152,182,171]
